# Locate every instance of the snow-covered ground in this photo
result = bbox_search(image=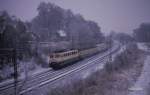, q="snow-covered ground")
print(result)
[0,42,120,95]
[0,58,50,87]
[80,44,123,79]
[112,44,124,61]
[128,55,150,95]
[137,43,150,52]
[128,42,150,95]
